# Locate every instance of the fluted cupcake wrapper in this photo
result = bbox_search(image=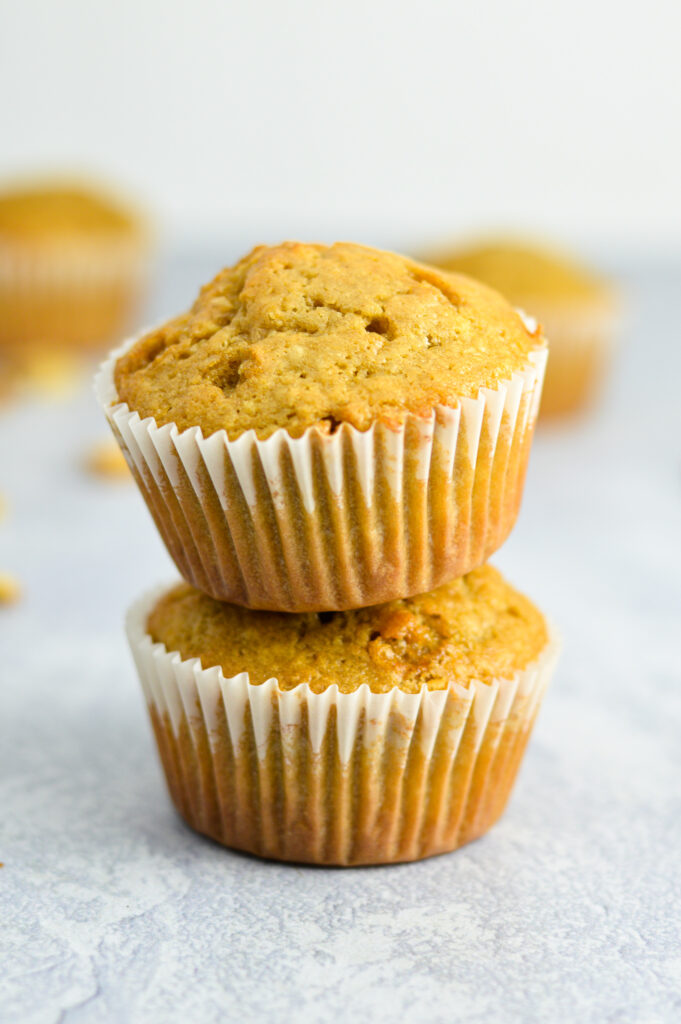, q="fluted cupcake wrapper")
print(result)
[96,334,546,611]
[126,586,560,866]
[0,239,150,351]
